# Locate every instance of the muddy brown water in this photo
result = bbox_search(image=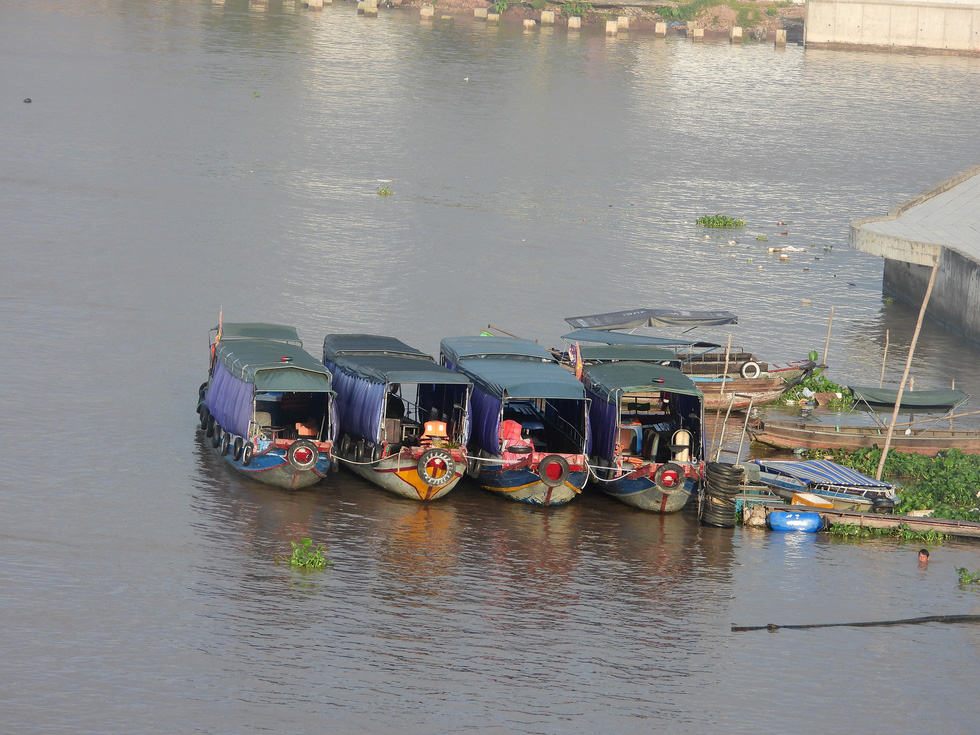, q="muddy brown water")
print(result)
[3,2,980,732]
